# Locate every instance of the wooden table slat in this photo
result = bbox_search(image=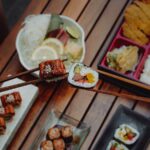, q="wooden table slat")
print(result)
[0,0,149,150]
